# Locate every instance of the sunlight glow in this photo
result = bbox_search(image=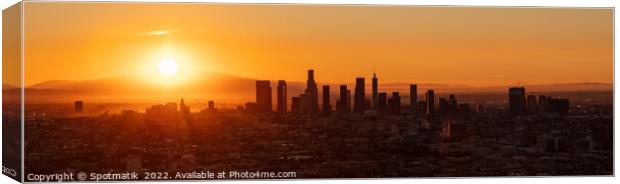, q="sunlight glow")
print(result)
[158,57,178,76]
